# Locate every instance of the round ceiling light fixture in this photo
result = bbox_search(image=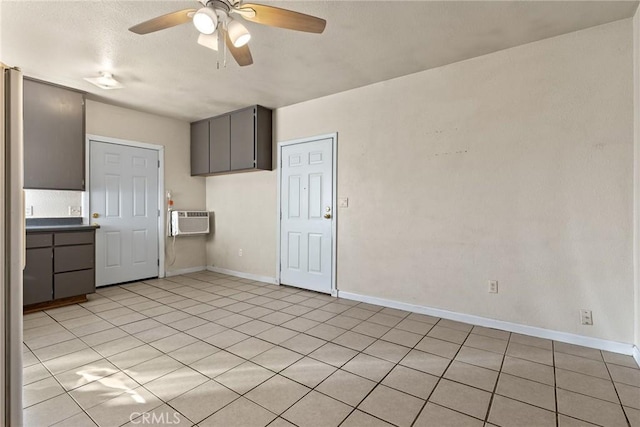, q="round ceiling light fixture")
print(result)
[193,7,218,34]
[227,18,251,47]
